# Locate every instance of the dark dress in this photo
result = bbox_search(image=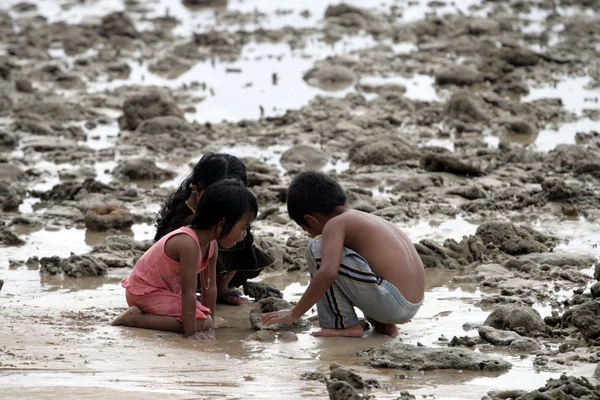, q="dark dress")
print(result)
[156,202,275,291]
